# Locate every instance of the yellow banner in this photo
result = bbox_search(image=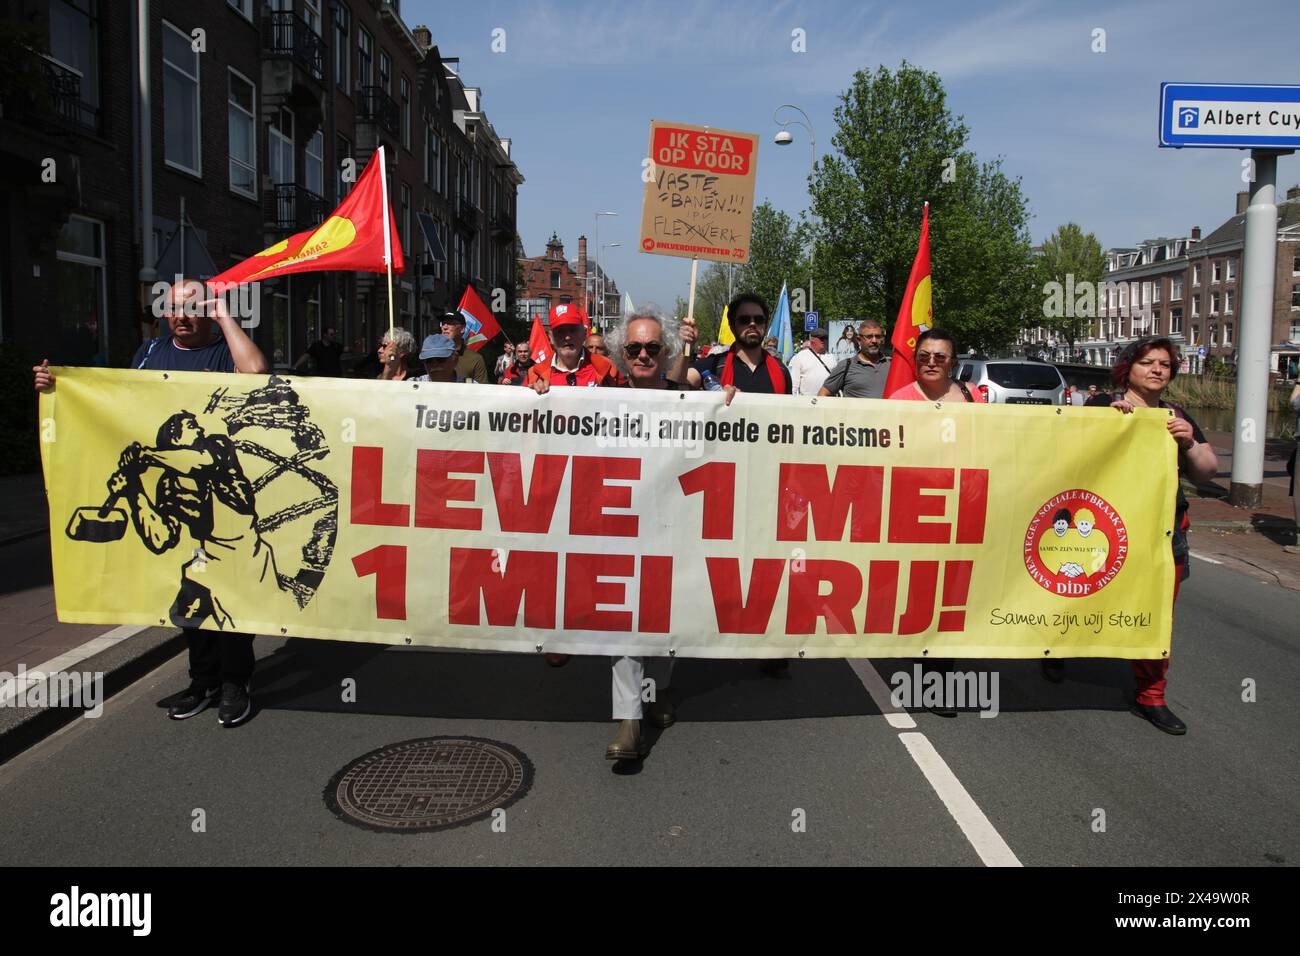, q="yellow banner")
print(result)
[39,368,1177,659]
